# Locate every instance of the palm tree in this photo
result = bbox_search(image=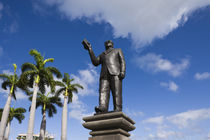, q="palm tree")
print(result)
[56,73,83,140]
[21,49,62,140]
[0,107,26,140]
[0,64,27,140]
[28,92,62,140]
